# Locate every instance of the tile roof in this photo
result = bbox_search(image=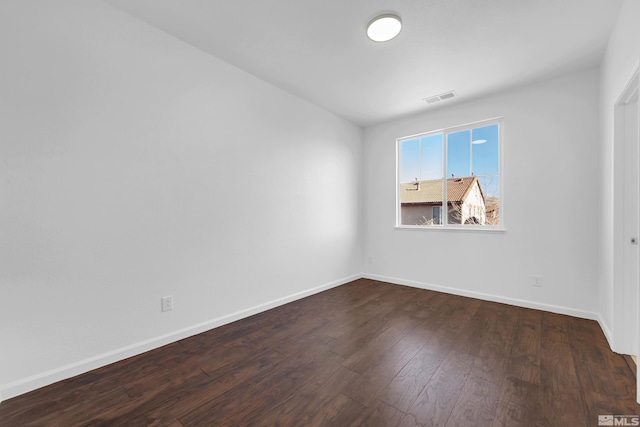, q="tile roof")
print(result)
[400,177,480,204]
